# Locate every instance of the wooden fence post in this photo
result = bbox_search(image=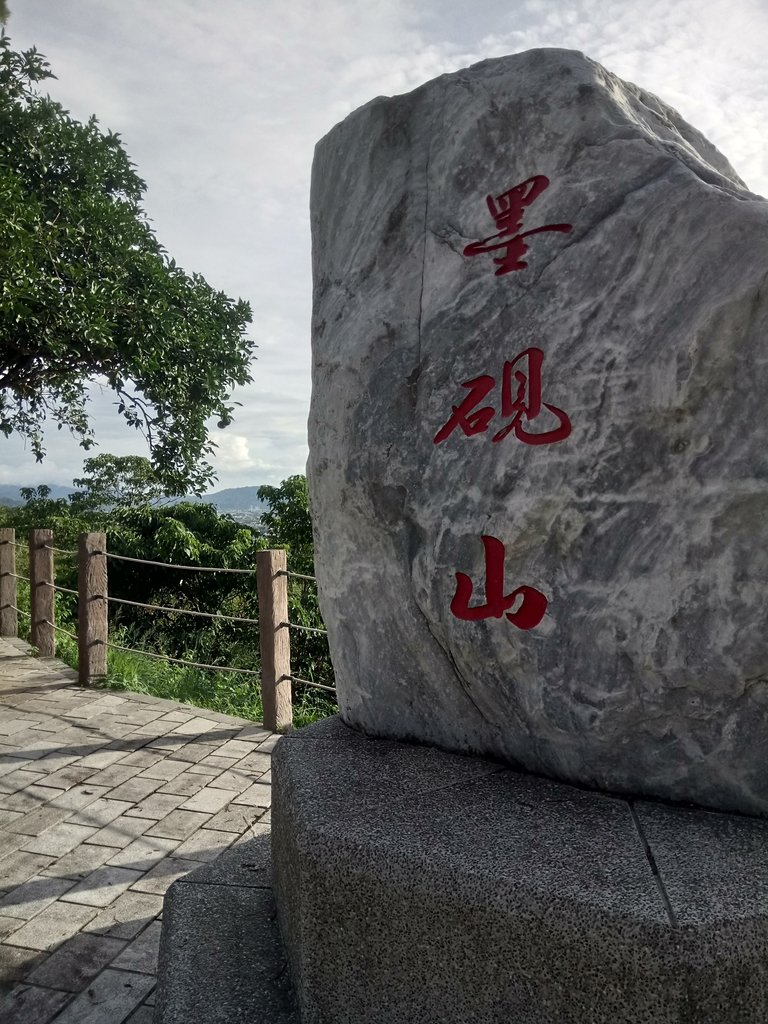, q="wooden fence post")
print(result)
[257,548,292,732]
[0,528,17,638]
[78,532,108,684]
[29,529,55,657]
